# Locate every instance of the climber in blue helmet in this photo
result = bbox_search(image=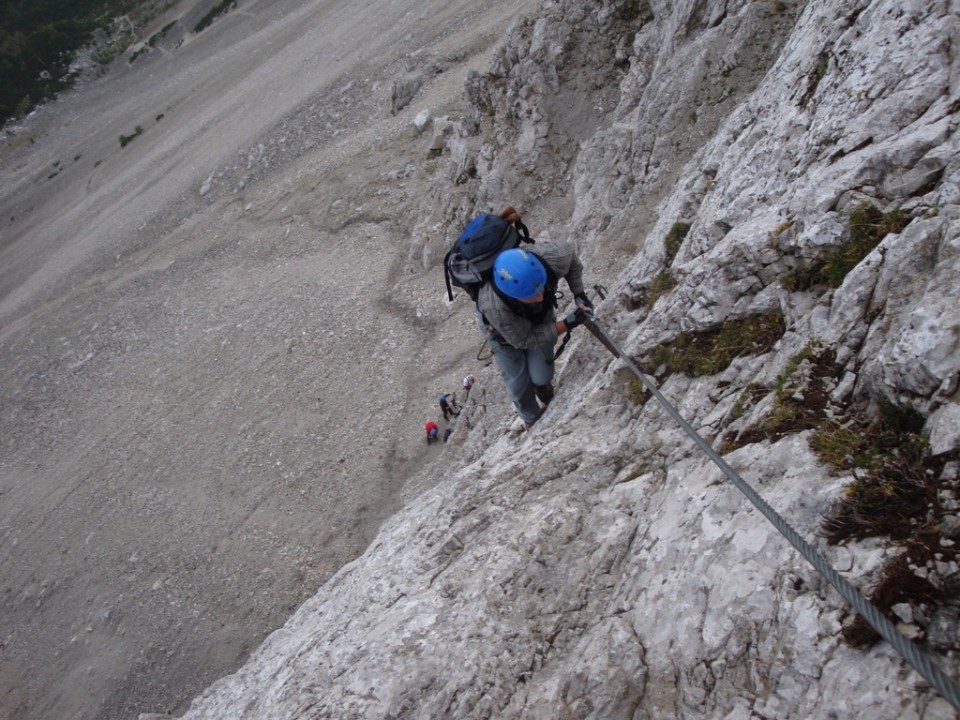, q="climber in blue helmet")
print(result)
[493,248,548,300]
[470,208,592,430]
